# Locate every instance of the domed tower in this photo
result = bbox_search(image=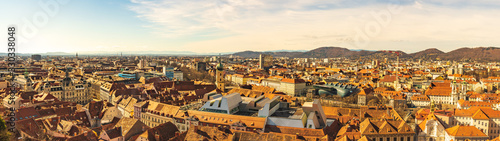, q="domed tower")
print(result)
[62,67,75,101]
[216,56,225,92]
